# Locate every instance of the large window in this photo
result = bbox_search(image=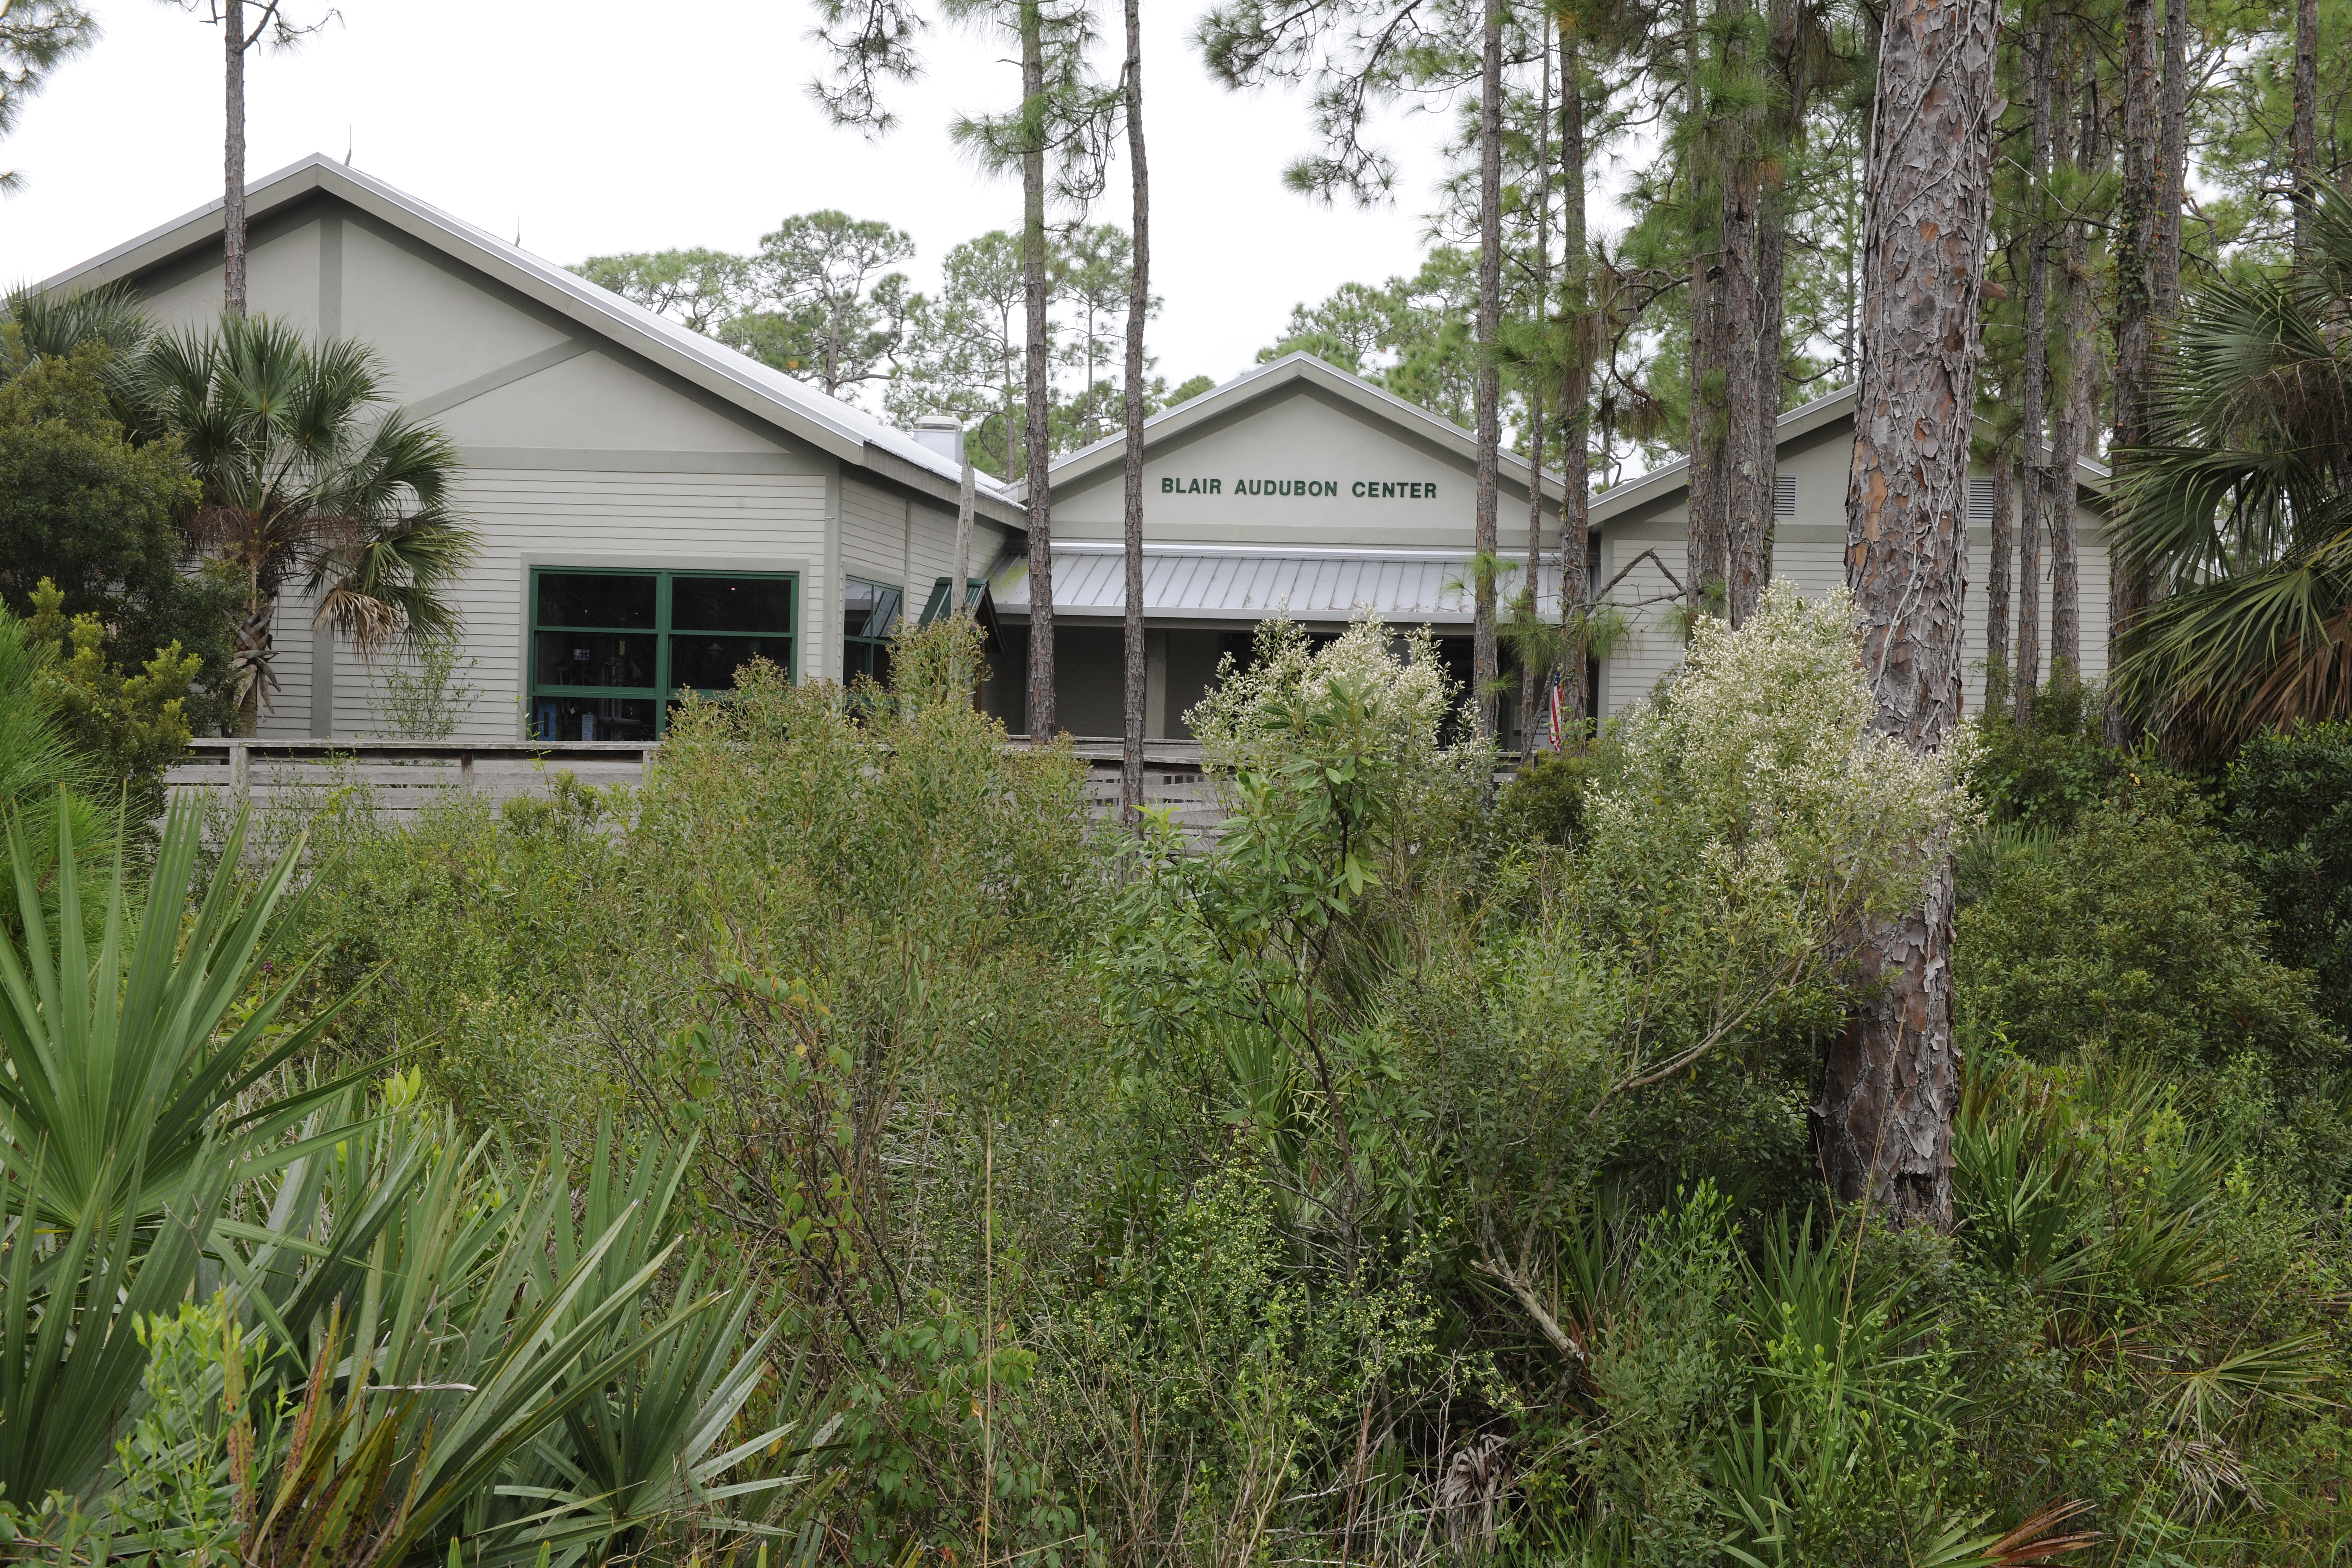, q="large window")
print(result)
[842,577,903,686]
[529,567,796,740]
